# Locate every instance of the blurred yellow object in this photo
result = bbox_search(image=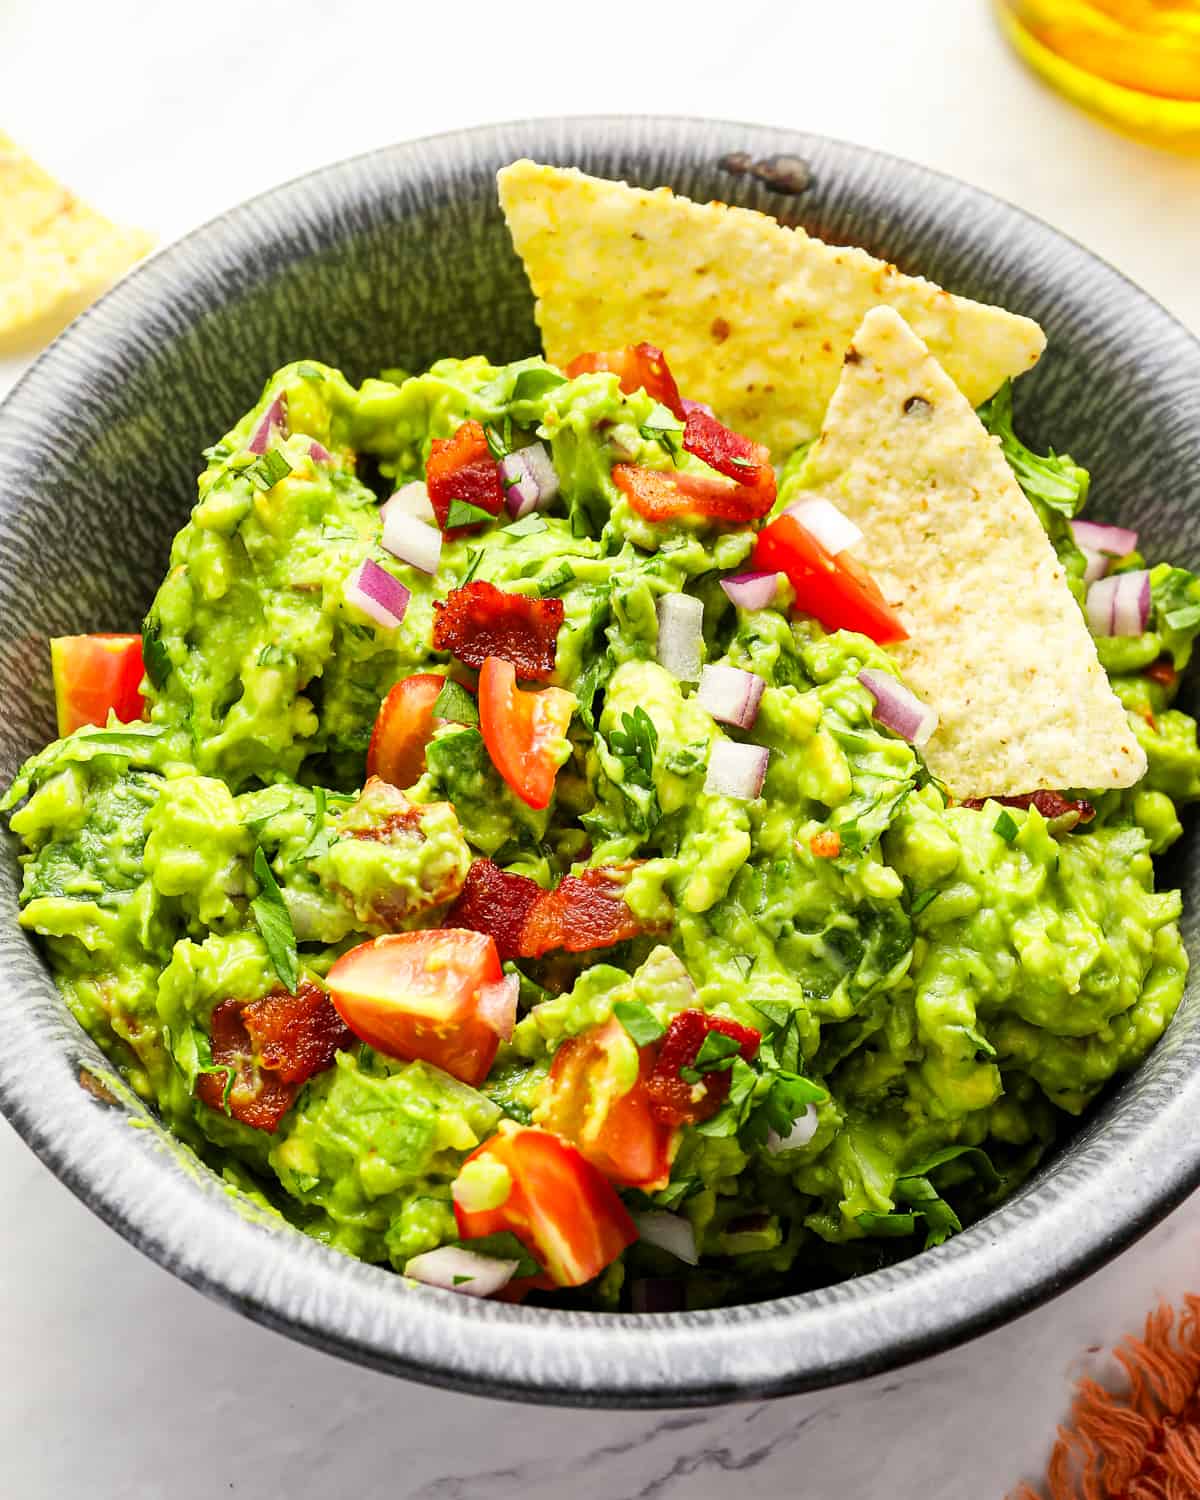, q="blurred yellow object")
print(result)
[994,0,1200,151]
[0,131,155,352]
